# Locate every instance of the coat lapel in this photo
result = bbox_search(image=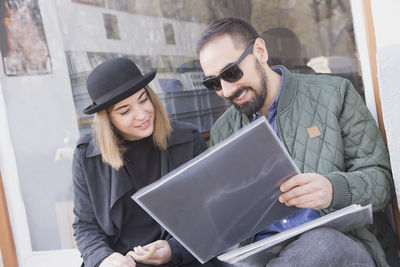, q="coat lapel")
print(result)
[159,149,170,239]
[160,149,170,176]
[109,165,133,234]
[110,166,133,208]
